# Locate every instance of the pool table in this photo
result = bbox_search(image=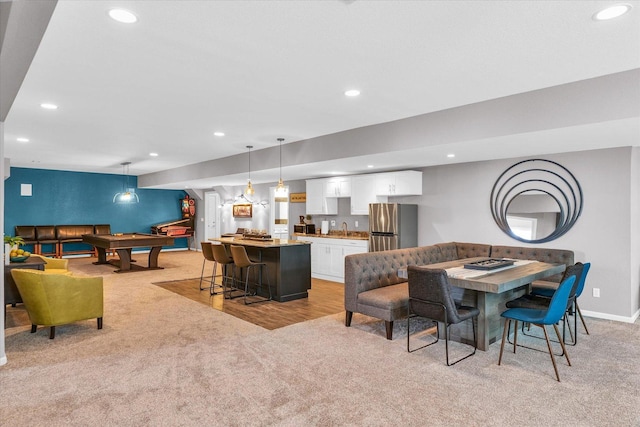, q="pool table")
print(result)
[82,233,175,273]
